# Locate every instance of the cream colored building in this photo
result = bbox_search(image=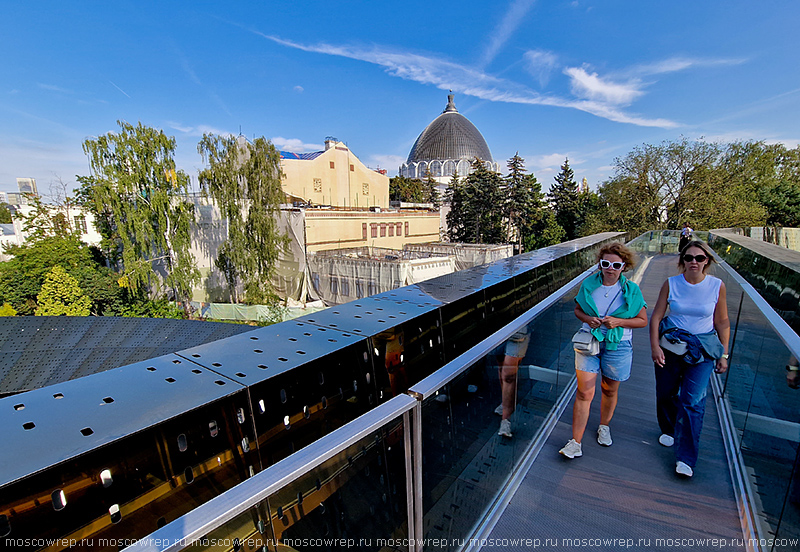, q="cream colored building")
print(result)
[280,139,390,209]
[304,210,440,252]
